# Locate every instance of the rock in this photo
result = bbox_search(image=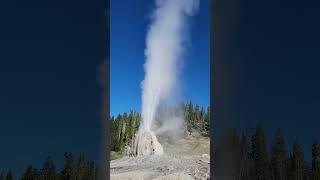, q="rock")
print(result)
[128,129,164,156]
